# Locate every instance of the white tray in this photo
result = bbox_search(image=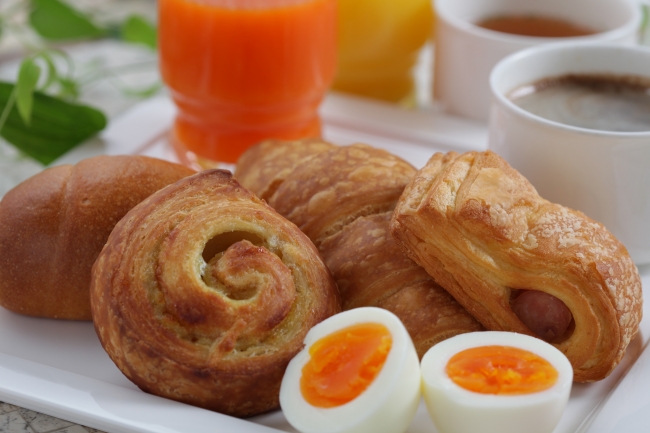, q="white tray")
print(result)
[1,93,648,433]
